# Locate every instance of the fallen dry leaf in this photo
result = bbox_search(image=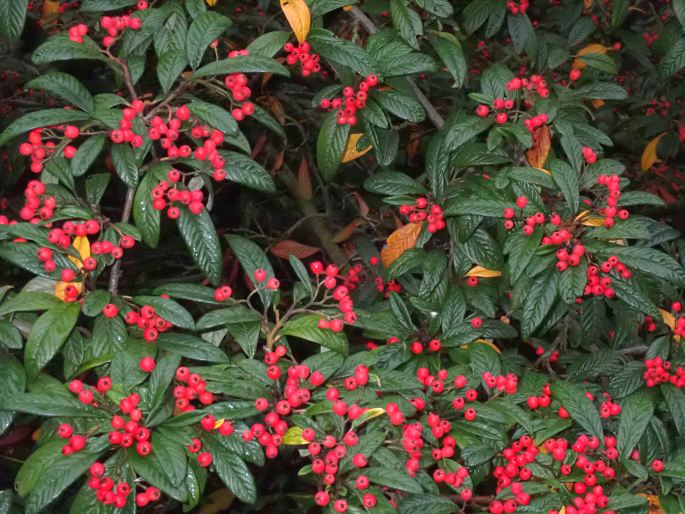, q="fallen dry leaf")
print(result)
[380,222,422,268]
